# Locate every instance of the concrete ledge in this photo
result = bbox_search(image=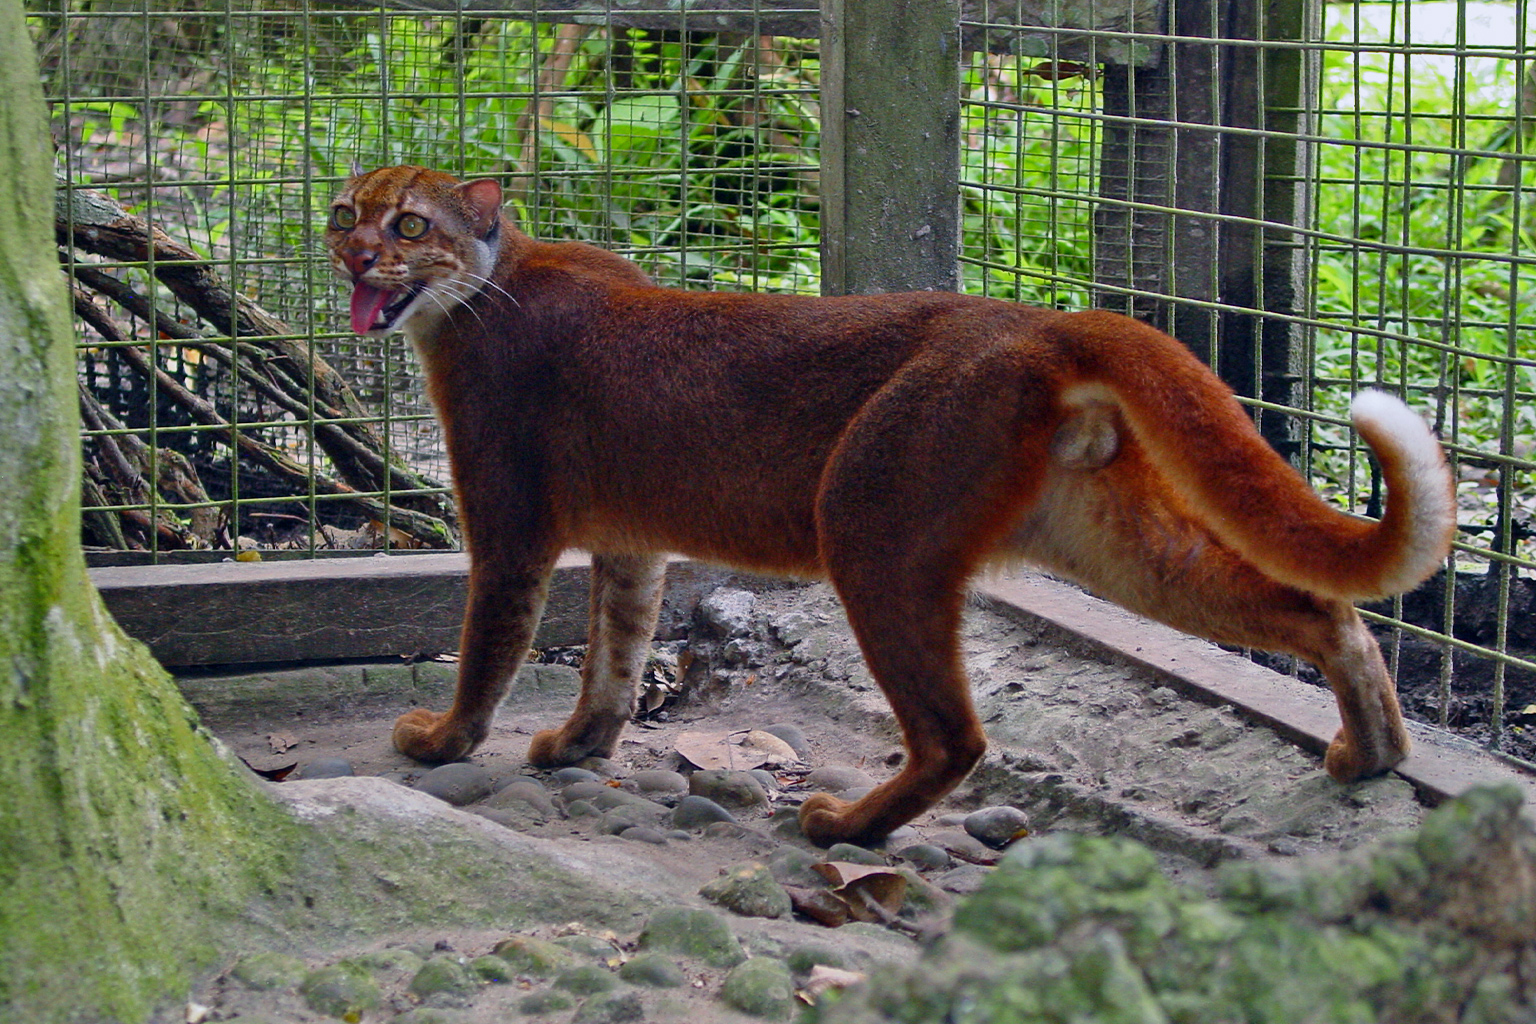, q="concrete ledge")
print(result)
[975,572,1536,811]
[91,554,1536,808]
